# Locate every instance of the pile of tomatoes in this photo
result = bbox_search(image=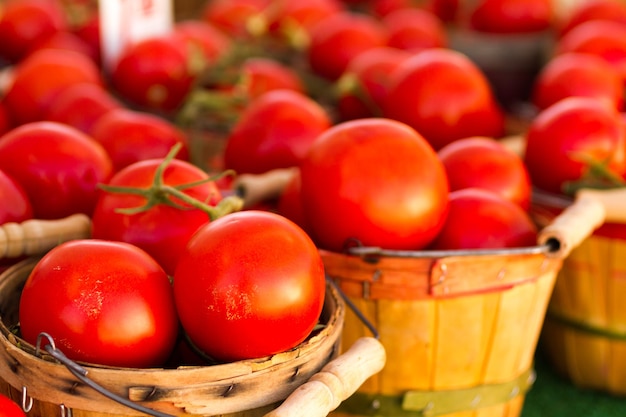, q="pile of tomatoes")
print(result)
[1,0,626,410]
